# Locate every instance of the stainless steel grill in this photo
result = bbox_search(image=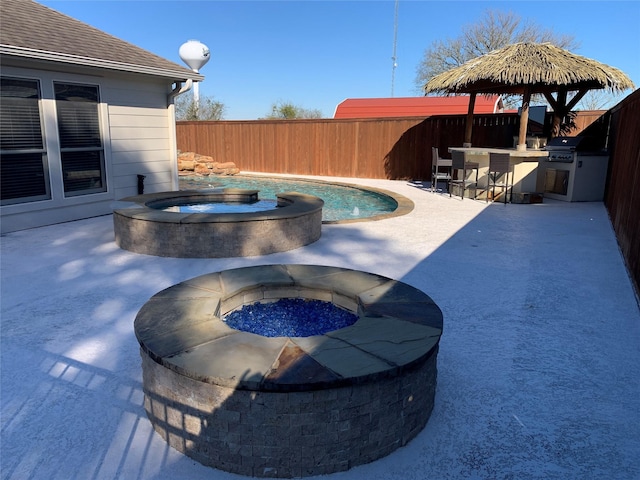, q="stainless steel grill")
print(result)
[541,136,609,201]
[544,136,601,162]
